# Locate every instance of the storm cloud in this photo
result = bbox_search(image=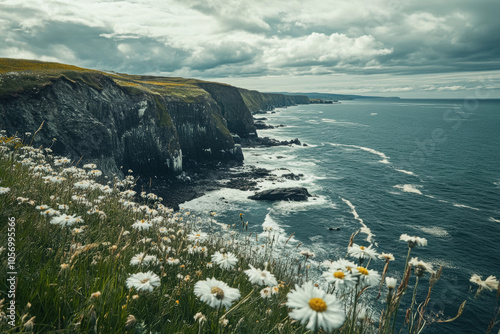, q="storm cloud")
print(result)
[1,0,499,97]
